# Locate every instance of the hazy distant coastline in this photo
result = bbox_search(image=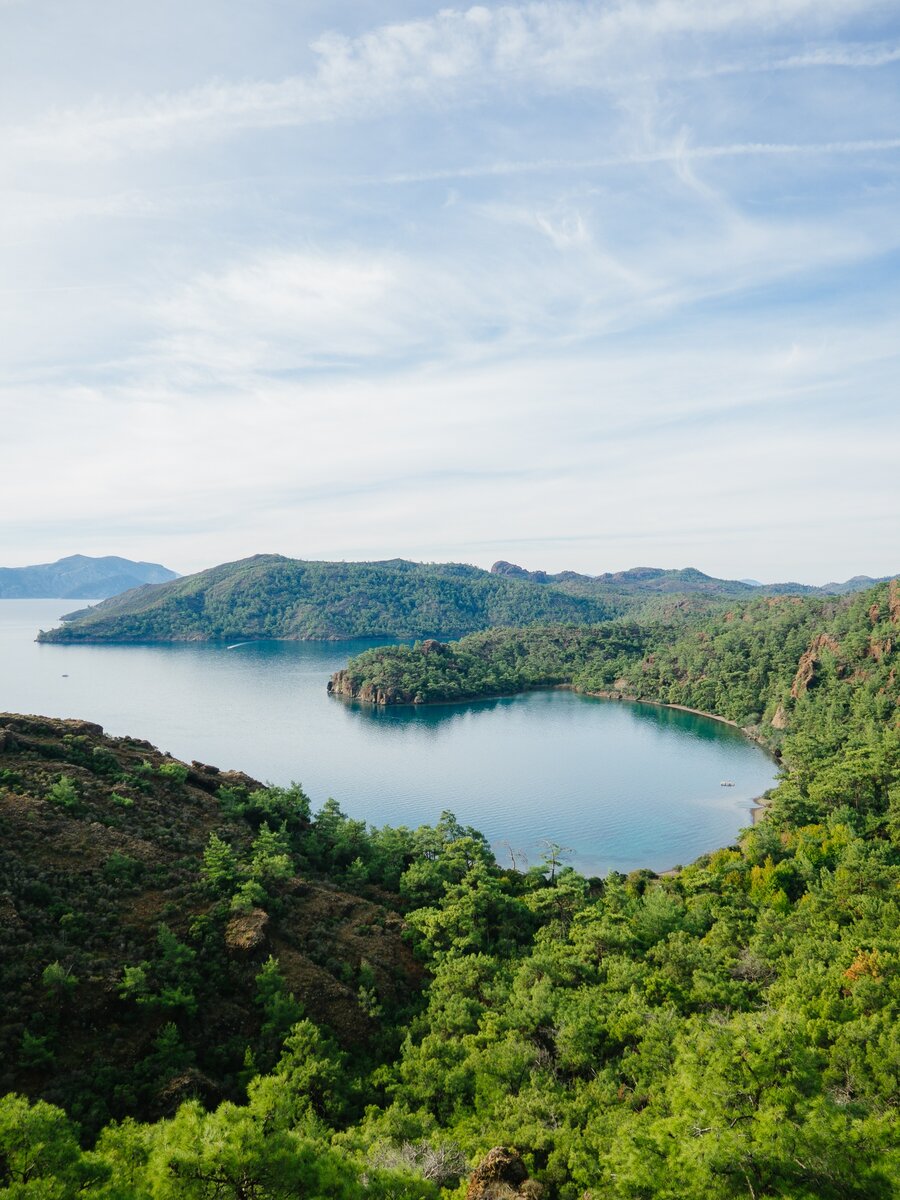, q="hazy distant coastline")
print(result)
[0,554,177,600]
